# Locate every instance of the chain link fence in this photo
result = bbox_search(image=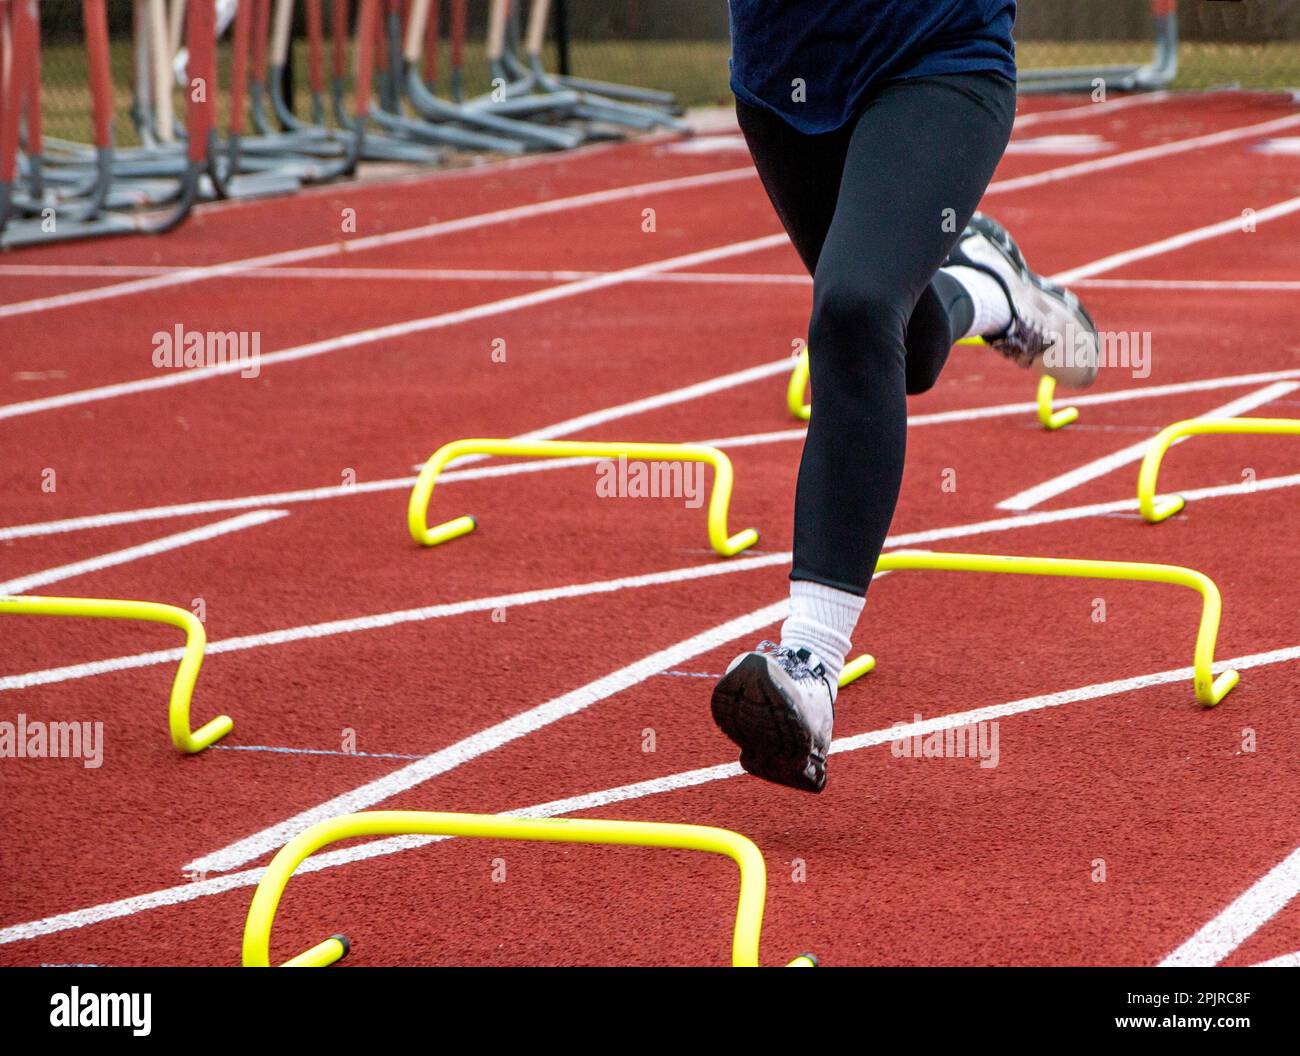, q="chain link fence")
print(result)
[549,1,1300,106]
[30,0,1300,149]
